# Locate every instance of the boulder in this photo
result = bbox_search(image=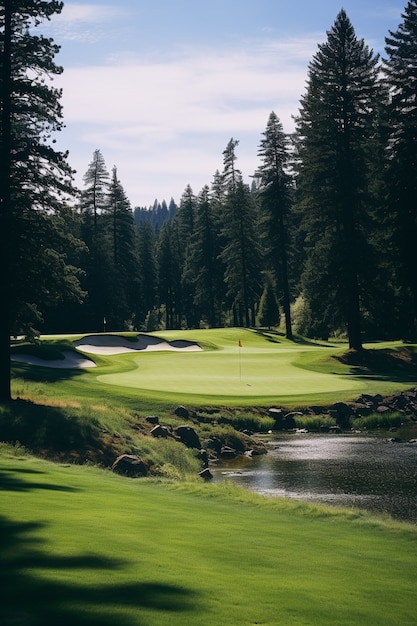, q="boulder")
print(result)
[111,454,148,477]
[199,468,213,480]
[220,445,237,459]
[145,415,159,425]
[151,424,170,438]
[329,425,342,434]
[268,407,283,416]
[206,437,222,454]
[175,425,201,449]
[199,449,209,467]
[330,402,352,427]
[174,405,189,419]
[376,405,391,413]
[330,402,353,417]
